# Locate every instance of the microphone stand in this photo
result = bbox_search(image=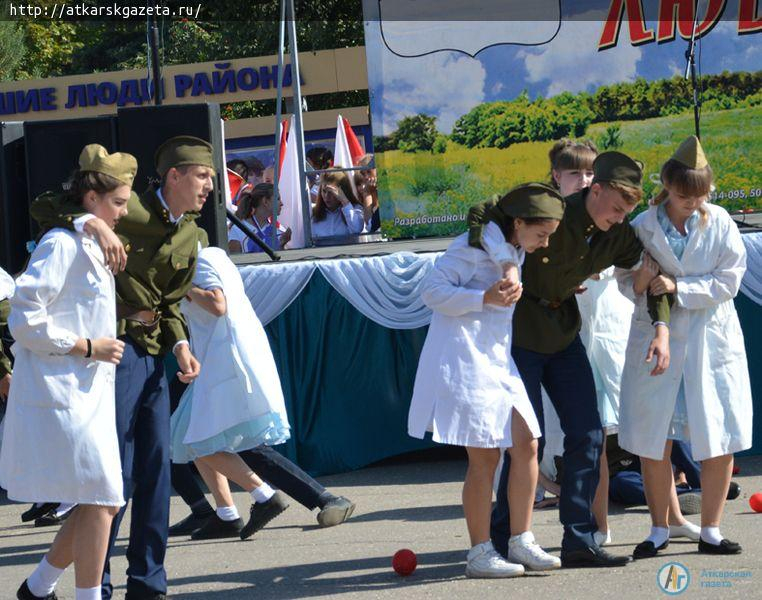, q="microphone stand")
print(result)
[684,6,701,139]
